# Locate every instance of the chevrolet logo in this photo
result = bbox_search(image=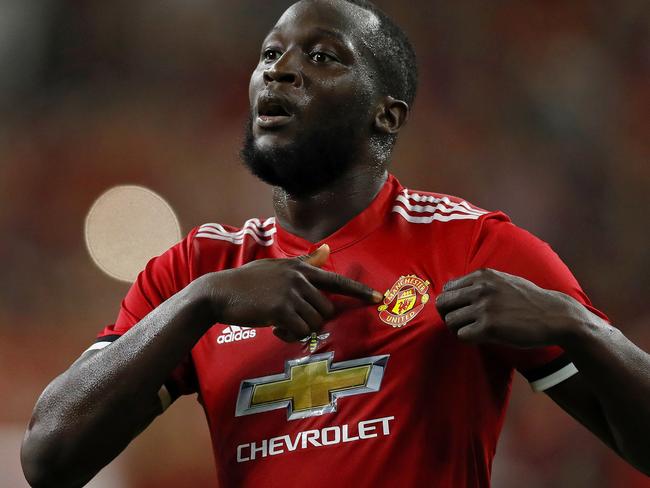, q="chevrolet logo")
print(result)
[235,352,390,420]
